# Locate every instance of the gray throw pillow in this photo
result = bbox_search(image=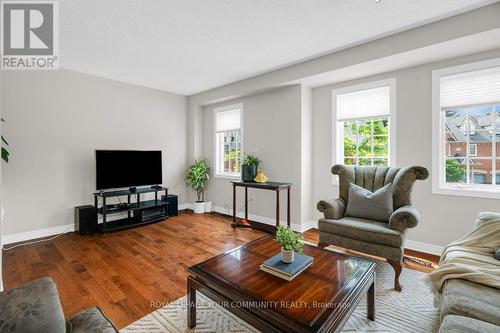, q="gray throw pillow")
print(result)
[495,248,500,261]
[344,183,393,222]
